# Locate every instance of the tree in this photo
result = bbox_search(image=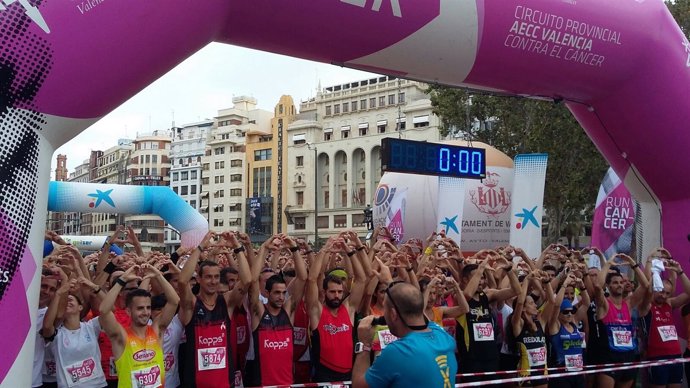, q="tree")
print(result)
[428,87,609,245]
[667,0,690,37]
